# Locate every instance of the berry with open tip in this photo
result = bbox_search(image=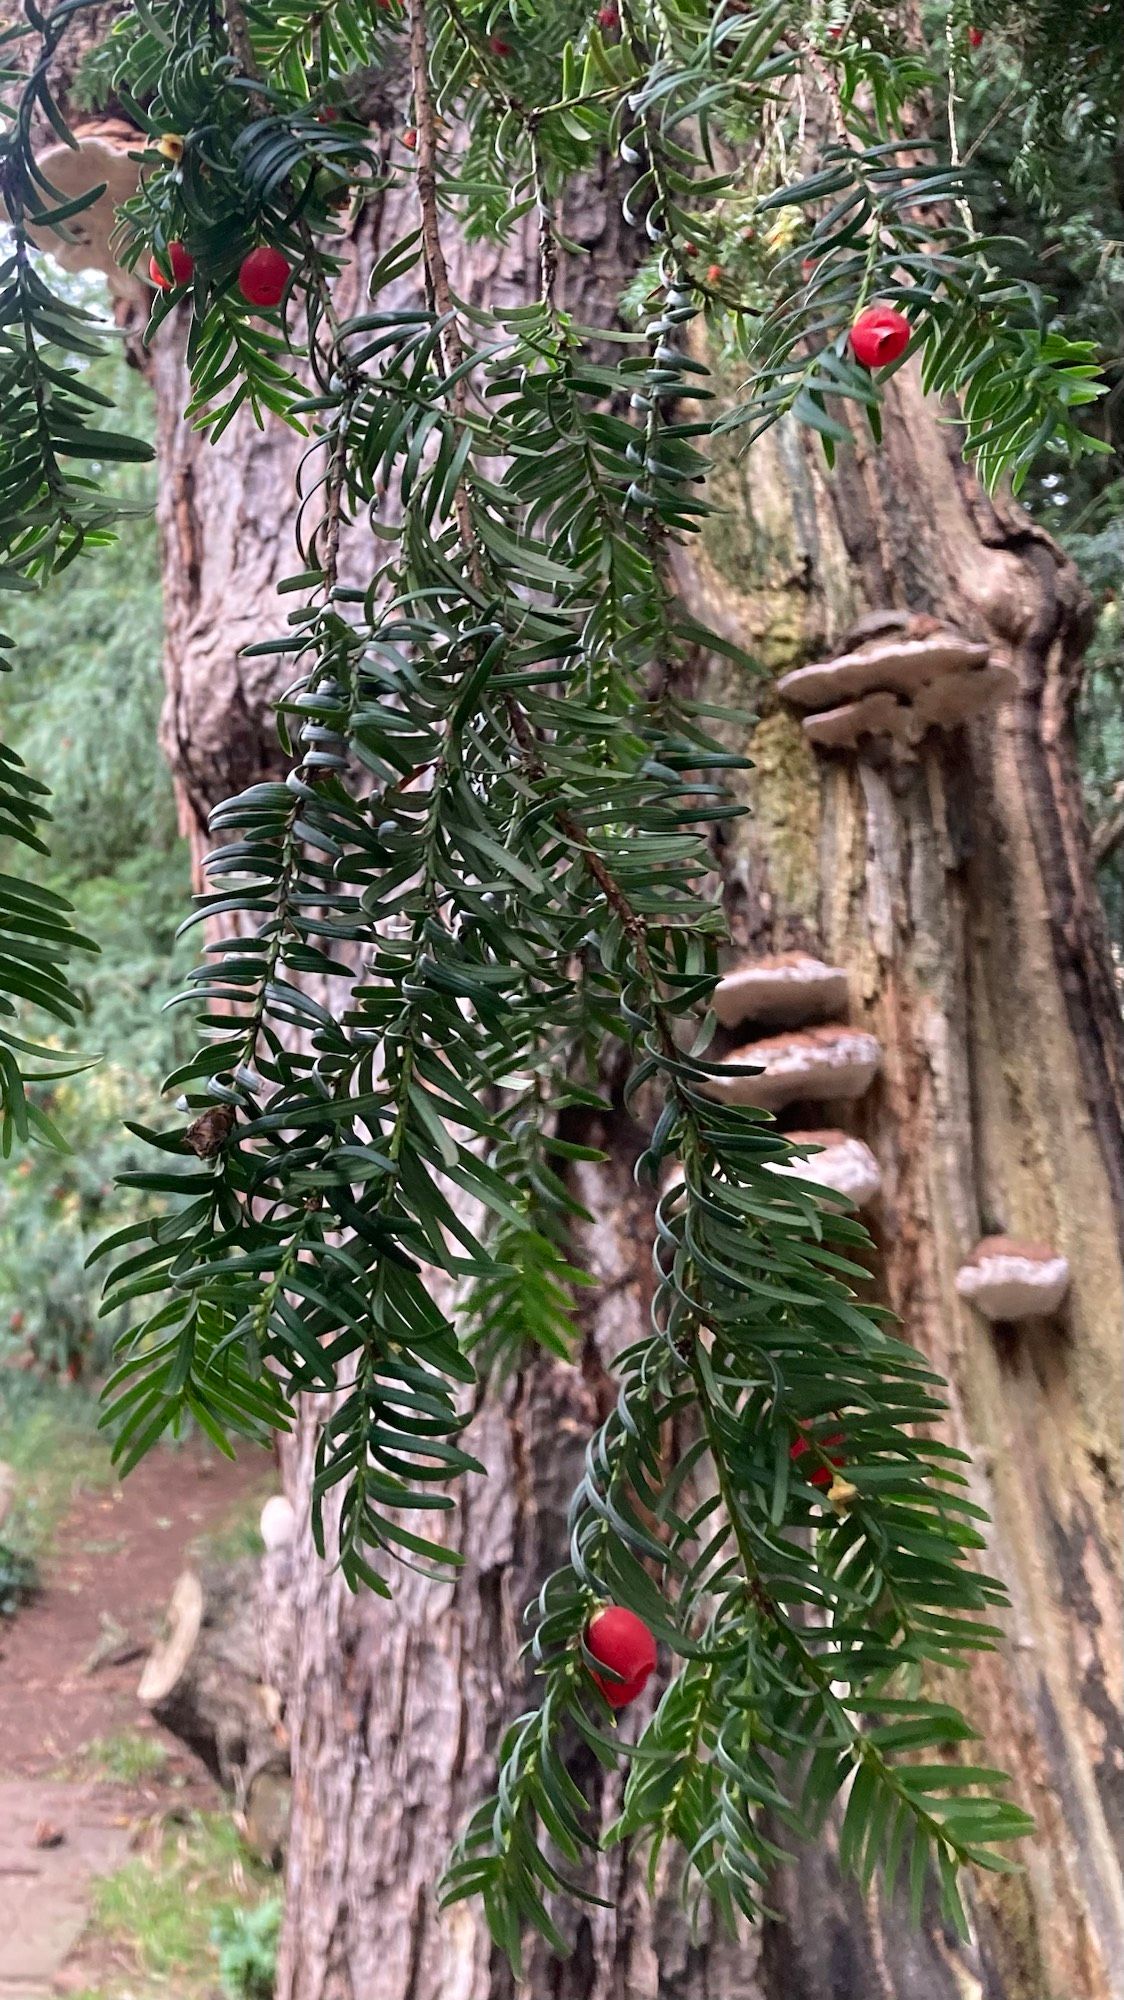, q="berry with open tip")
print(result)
[238,245,291,309]
[850,302,910,369]
[149,242,193,290]
[586,1605,657,1709]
